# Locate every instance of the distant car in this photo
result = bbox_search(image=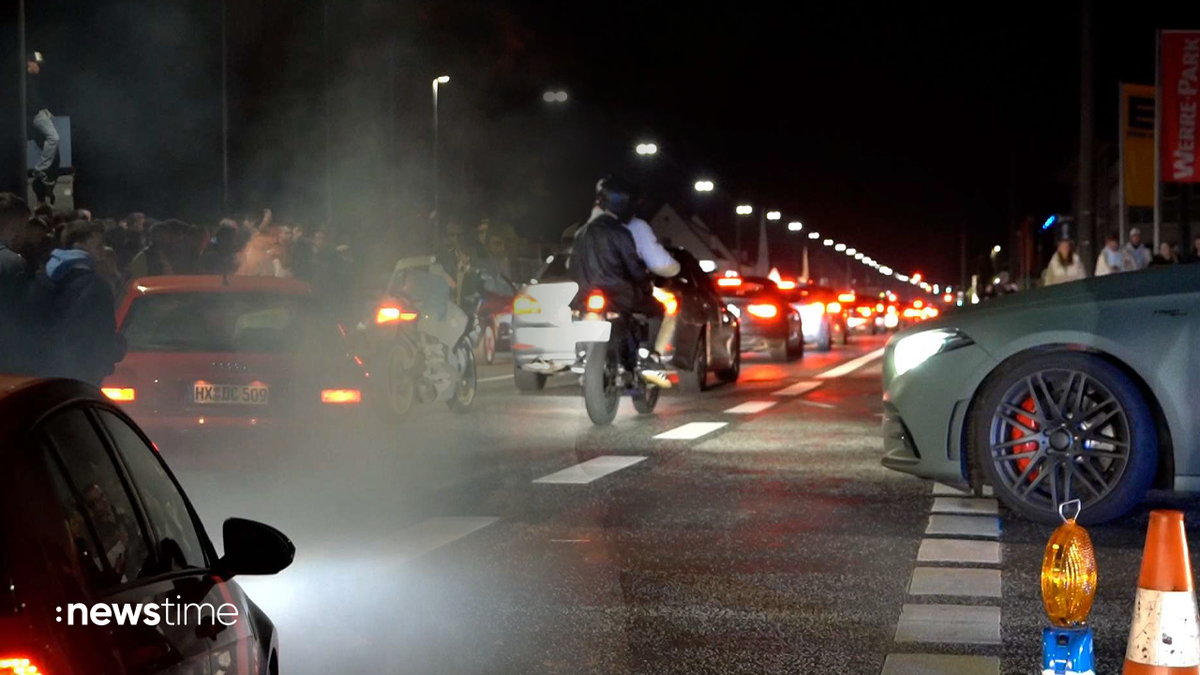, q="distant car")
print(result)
[717,276,802,361]
[101,276,370,435]
[511,247,740,390]
[782,284,847,352]
[881,265,1200,524]
[0,376,294,674]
